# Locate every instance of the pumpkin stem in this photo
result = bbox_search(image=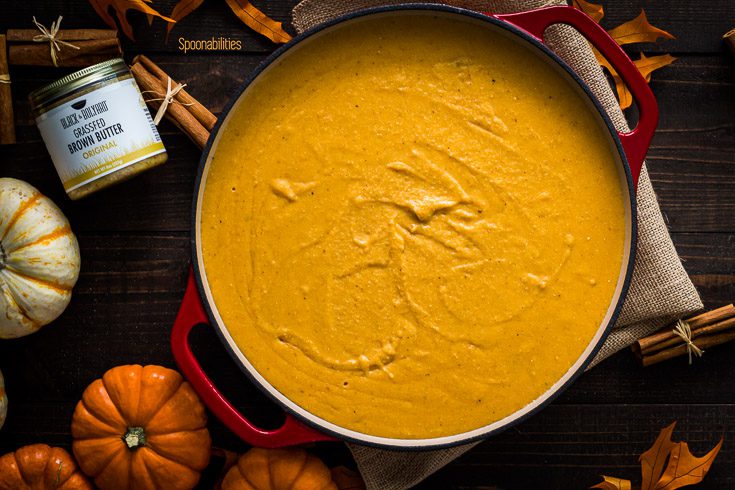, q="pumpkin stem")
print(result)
[123,427,147,450]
